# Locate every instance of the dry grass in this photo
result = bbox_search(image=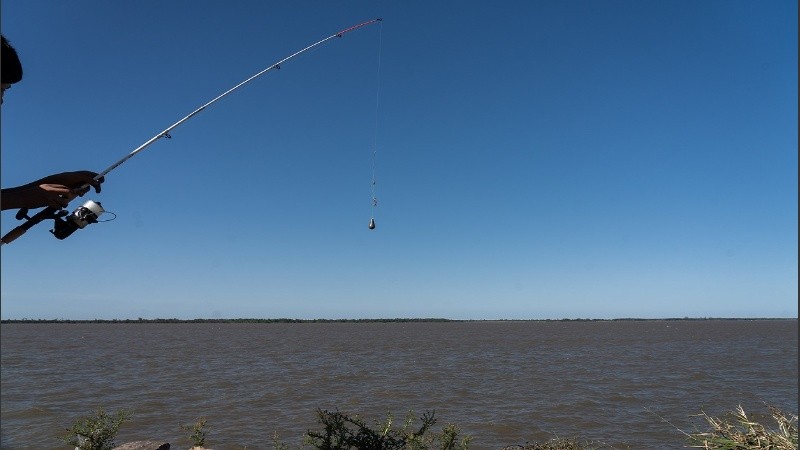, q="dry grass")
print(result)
[687,405,798,450]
